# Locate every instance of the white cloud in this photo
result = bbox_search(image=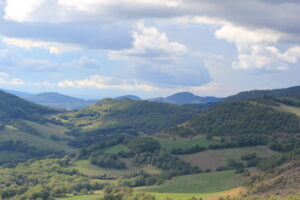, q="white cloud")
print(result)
[0,72,9,77]
[232,44,300,71]
[57,75,159,91]
[215,25,283,44]
[72,56,102,69]
[2,37,81,54]
[109,23,187,62]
